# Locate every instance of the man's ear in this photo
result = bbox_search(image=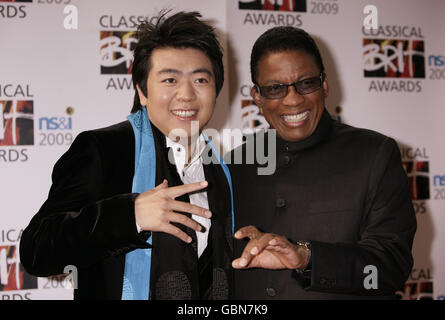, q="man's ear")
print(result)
[251,86,264,114]
[322,73,329,98]
[136,84,148,106]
